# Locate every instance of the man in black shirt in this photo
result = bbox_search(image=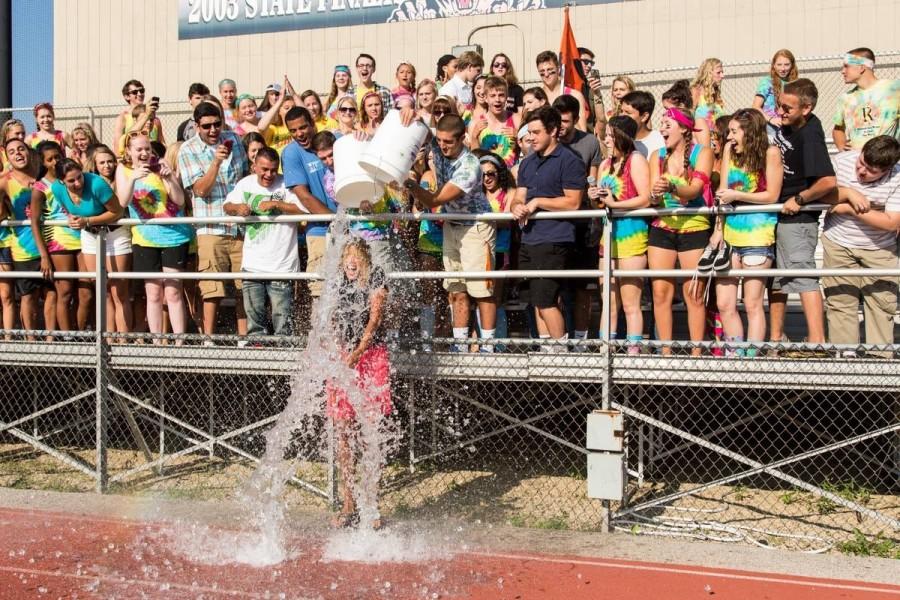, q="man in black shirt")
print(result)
[770,79,837,345]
